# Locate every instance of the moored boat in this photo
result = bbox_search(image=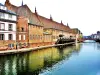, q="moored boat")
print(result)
[95,39,100,43]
